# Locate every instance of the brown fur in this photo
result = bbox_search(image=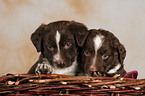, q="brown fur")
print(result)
[28,20,88,75]
[80,29,126,77]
